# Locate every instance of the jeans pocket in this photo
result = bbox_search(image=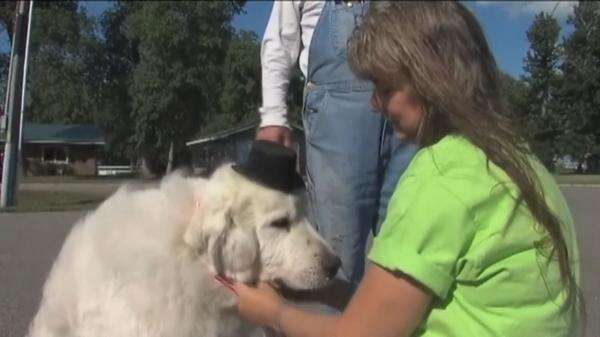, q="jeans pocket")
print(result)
[302,86,328,138]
